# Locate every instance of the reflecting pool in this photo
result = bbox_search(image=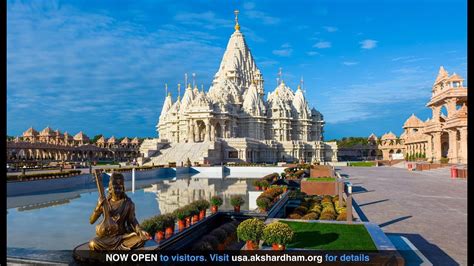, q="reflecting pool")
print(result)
[7,171,258,261]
